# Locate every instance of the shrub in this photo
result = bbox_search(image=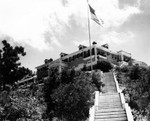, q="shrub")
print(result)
[51,72,95,121]
[95,60,113,72]
[92,70,104,92]
[44,68,96,121]
[0,85,46,121]
[118,65,150,120]
[120,66,129,73]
